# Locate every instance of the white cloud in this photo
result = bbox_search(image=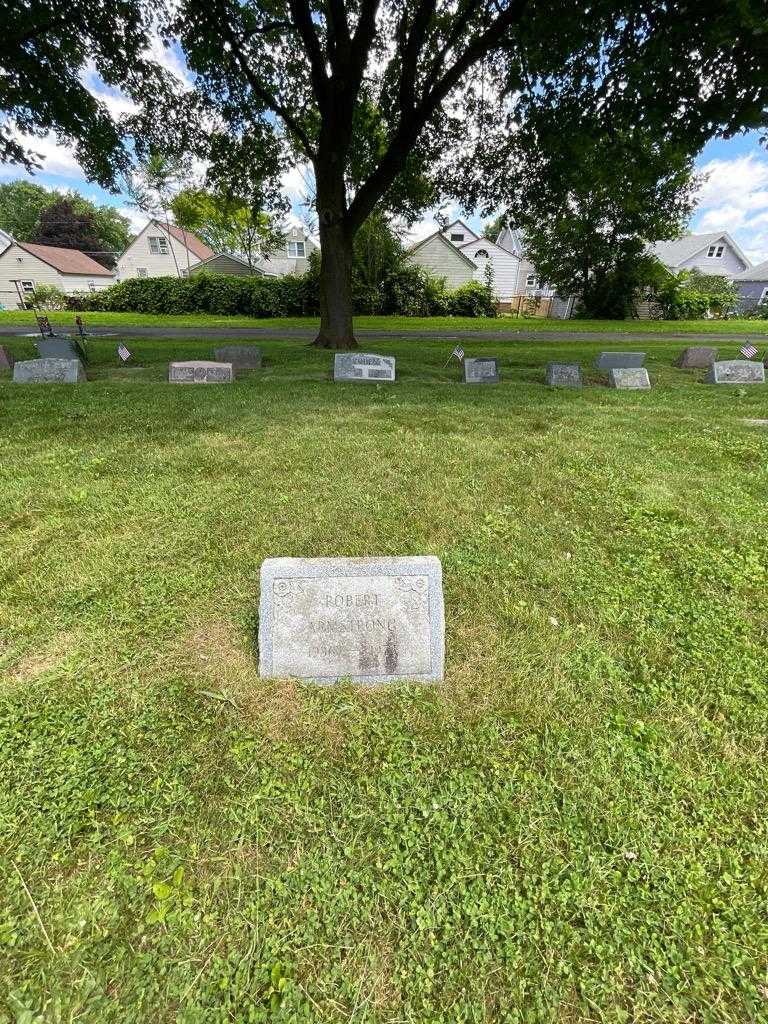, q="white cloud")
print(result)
[691,151,768,262]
